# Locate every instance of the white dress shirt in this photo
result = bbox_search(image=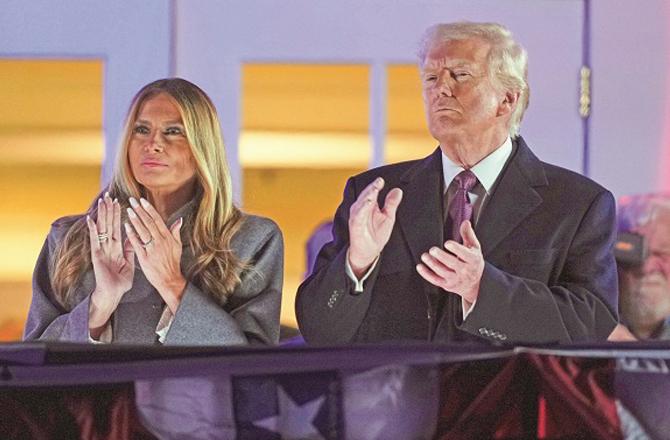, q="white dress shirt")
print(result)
[442,136,513,226]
